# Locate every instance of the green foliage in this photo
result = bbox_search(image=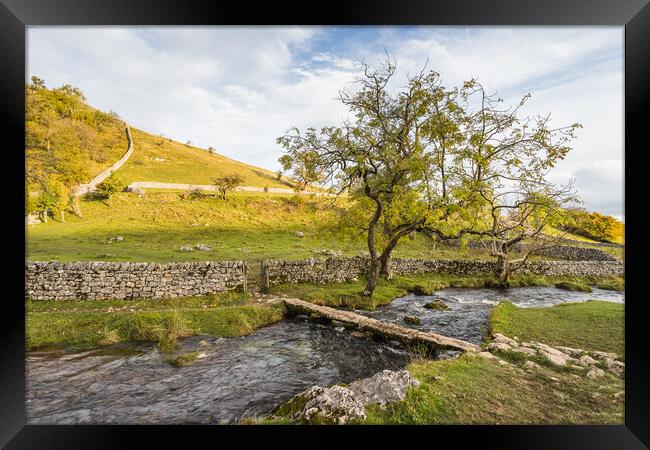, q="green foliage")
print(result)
[26,79,126,209]
[95,172,125,200]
